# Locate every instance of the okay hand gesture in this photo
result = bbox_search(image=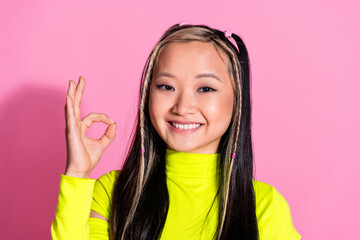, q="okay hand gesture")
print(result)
[64,76,117,178]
